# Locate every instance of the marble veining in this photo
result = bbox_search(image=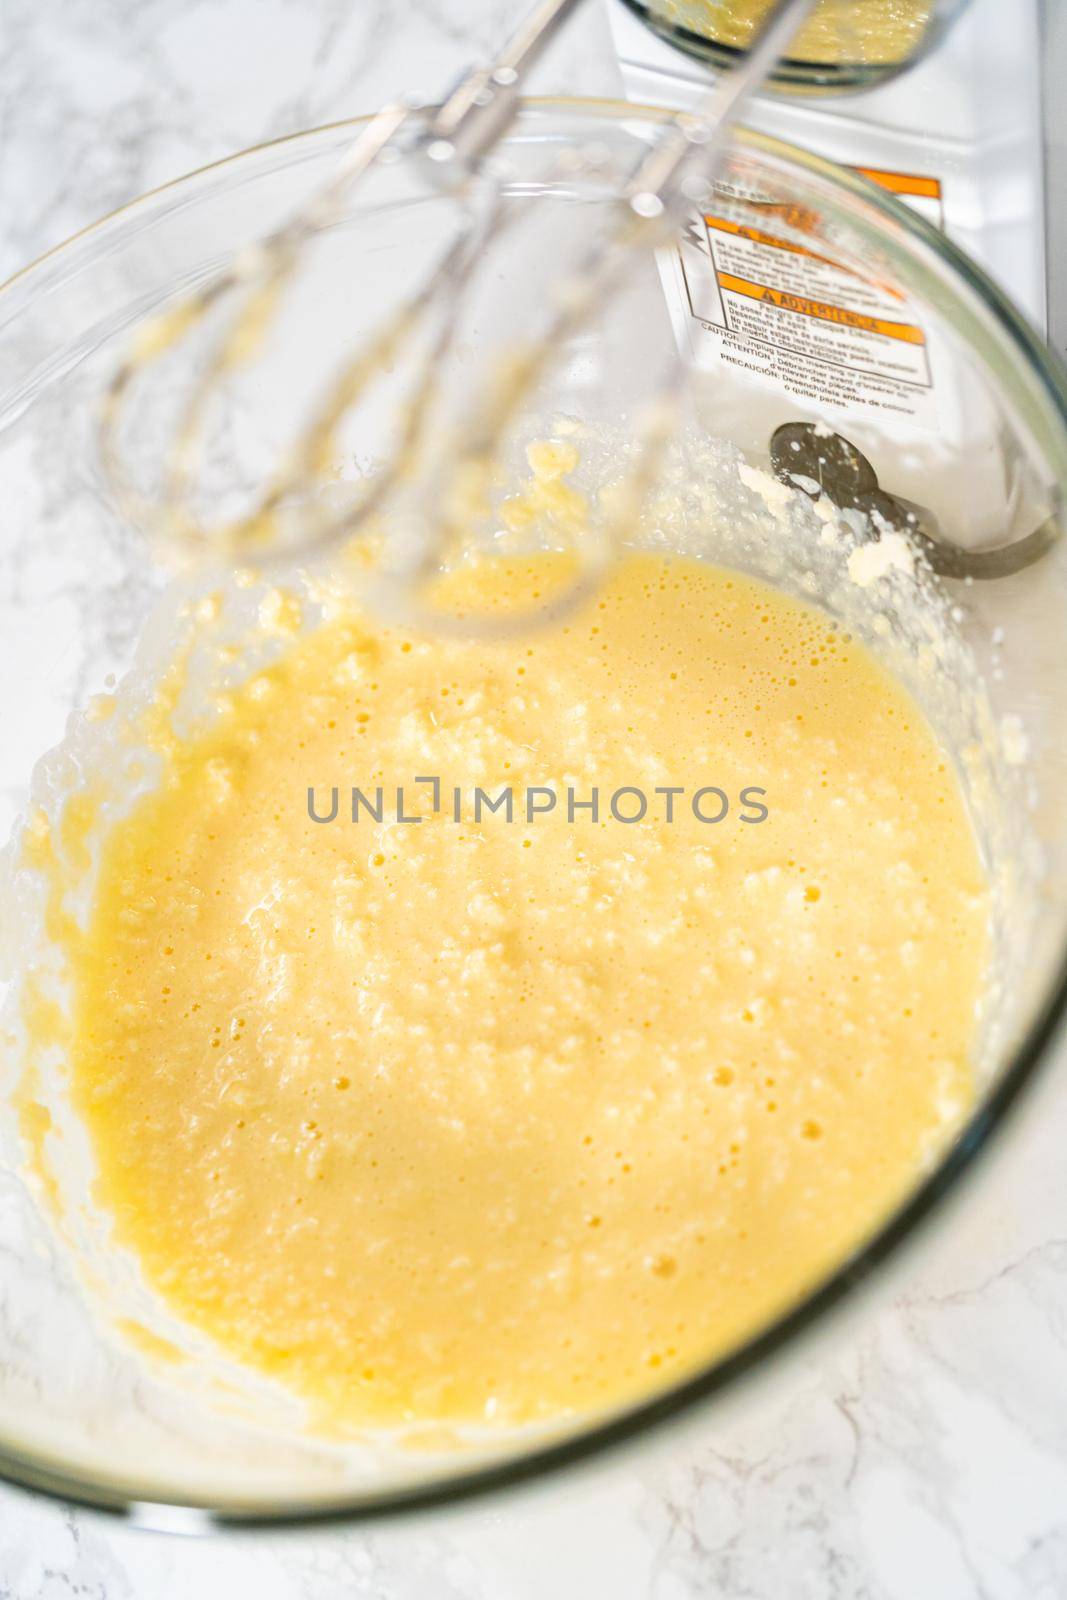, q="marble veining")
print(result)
[0,1,1065,1595]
